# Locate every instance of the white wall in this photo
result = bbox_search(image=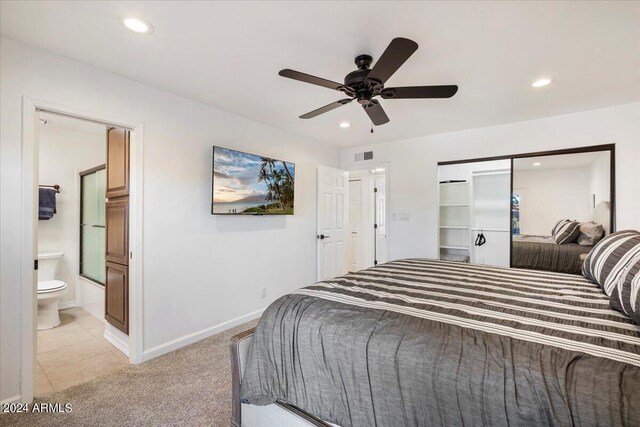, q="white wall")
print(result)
[38,122,106,307]
[513,167,591,235]
[341,102,640,261]
[0,38,339,402]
